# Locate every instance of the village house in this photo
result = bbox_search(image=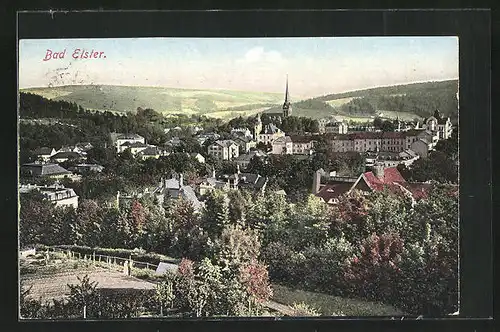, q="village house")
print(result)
[422,110,453,140]
[71,163,105,174]
[33,147,57,162]
[21,162,80,181]
[312,169,358,205]
[290,135,316,155]
[375,150,420,168]
[233,136,257,153]
[136,146,165,160]
[117,173,203,212]
[317,118,330,134]
[111,133,146,153]
[233,149,268,169]
[231,128,253,139]
[50,151,87,164]
[207,140,240,160]
[19,183,79,208]
[271,136,293,155]
[196,132,221,146]
[257,123,286,145]
[188,153,206,164]
[199,166,268,196]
